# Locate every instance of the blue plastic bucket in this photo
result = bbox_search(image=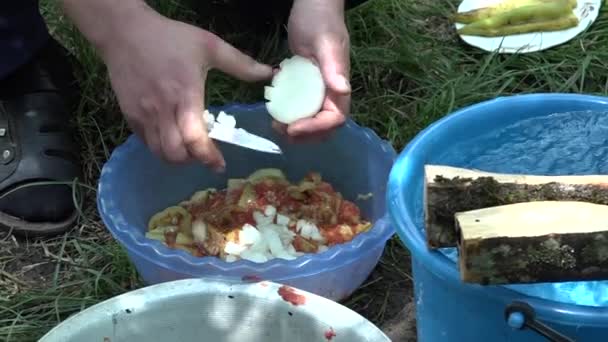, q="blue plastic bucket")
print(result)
[387,93,608,342]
